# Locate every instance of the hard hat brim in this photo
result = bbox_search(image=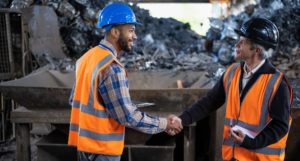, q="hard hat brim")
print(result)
[234,29,246,37]
[96,22,143,28]
[131,22,143,26]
